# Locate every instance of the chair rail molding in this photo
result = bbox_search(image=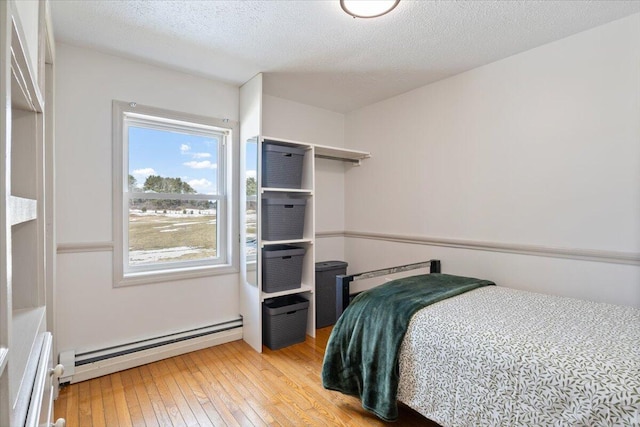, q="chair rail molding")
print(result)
[329,231,640,266]
[56,241,114,254]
